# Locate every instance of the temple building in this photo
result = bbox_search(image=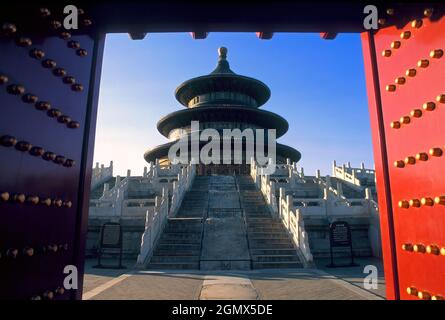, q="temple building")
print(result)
[86,48,381,271]
[144,47,300,175]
